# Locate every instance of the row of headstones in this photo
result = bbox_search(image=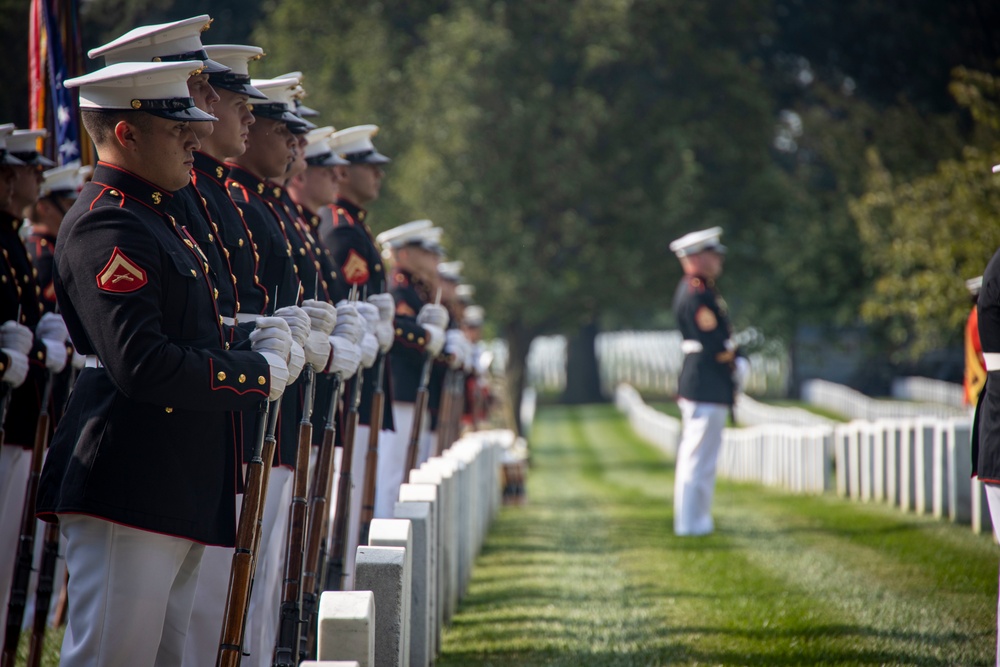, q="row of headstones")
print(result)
[834,416,991,533]
[617,384,991,535]
[615,384,831,494]
[802,378,967,420]
[303,429,509,667]
[890,376,966,409]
